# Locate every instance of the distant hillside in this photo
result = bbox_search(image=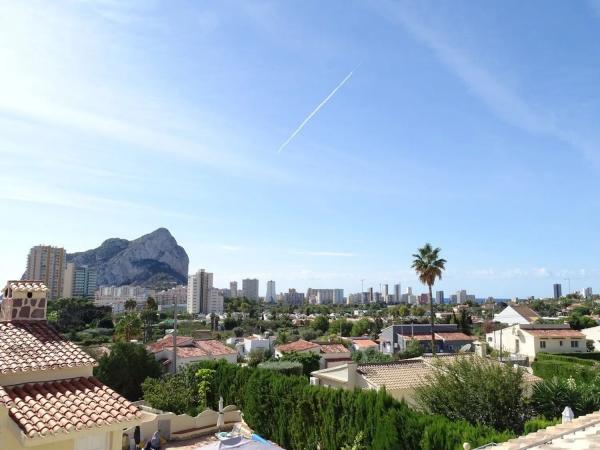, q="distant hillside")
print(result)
[67,228,189,288]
